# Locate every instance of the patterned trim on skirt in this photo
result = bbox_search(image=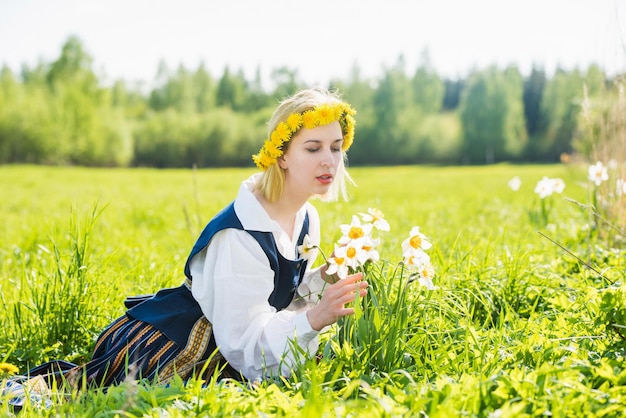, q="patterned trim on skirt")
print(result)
[65,314,235,387]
